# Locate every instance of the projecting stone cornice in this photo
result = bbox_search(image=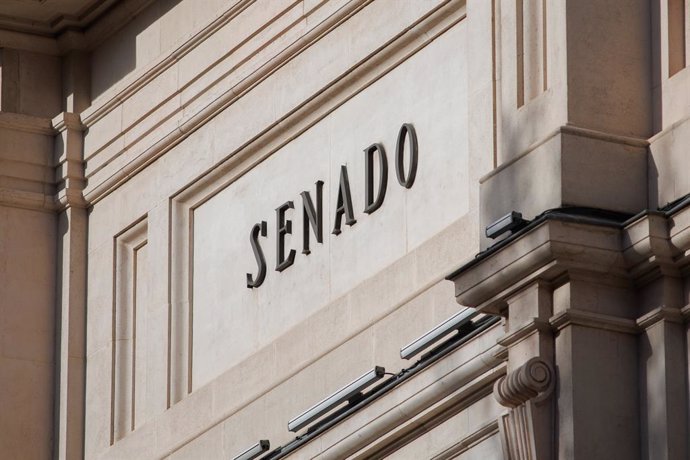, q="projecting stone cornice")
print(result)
[683,304,690,320]
[636,306,685,330]
[0,111,54,135]
[549,309,639,335]
[448,216,626,314]
[0,112,56,212]
[0,0,155,50]
[449,203,690,318]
